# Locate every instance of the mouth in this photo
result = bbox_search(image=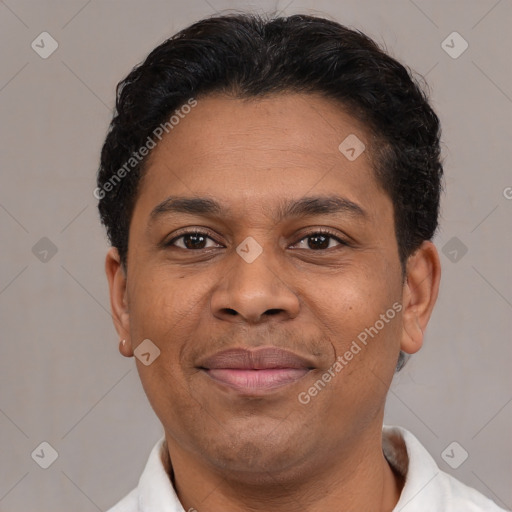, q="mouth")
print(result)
[197,347,314,395]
